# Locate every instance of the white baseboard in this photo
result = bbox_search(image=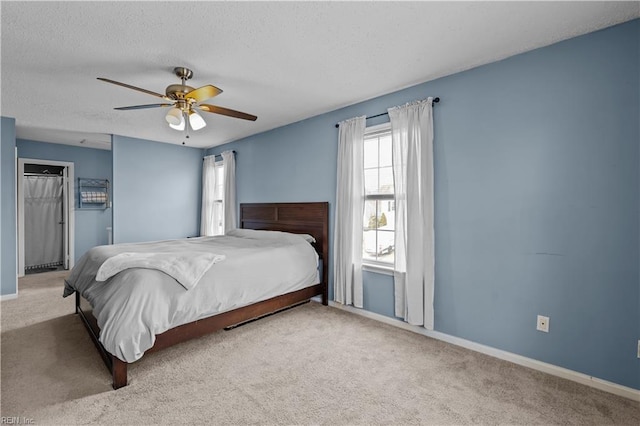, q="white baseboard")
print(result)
[1,293,18,301]
[328,301,640,402]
